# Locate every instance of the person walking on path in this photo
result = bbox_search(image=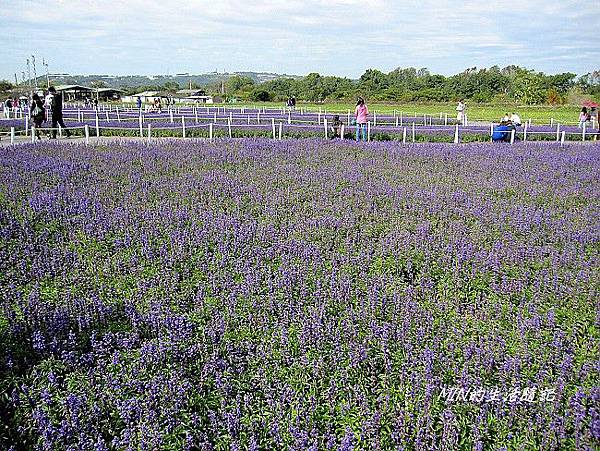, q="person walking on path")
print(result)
[355,97,368,141]
[47,87,71,139]
[30,93,46,140]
